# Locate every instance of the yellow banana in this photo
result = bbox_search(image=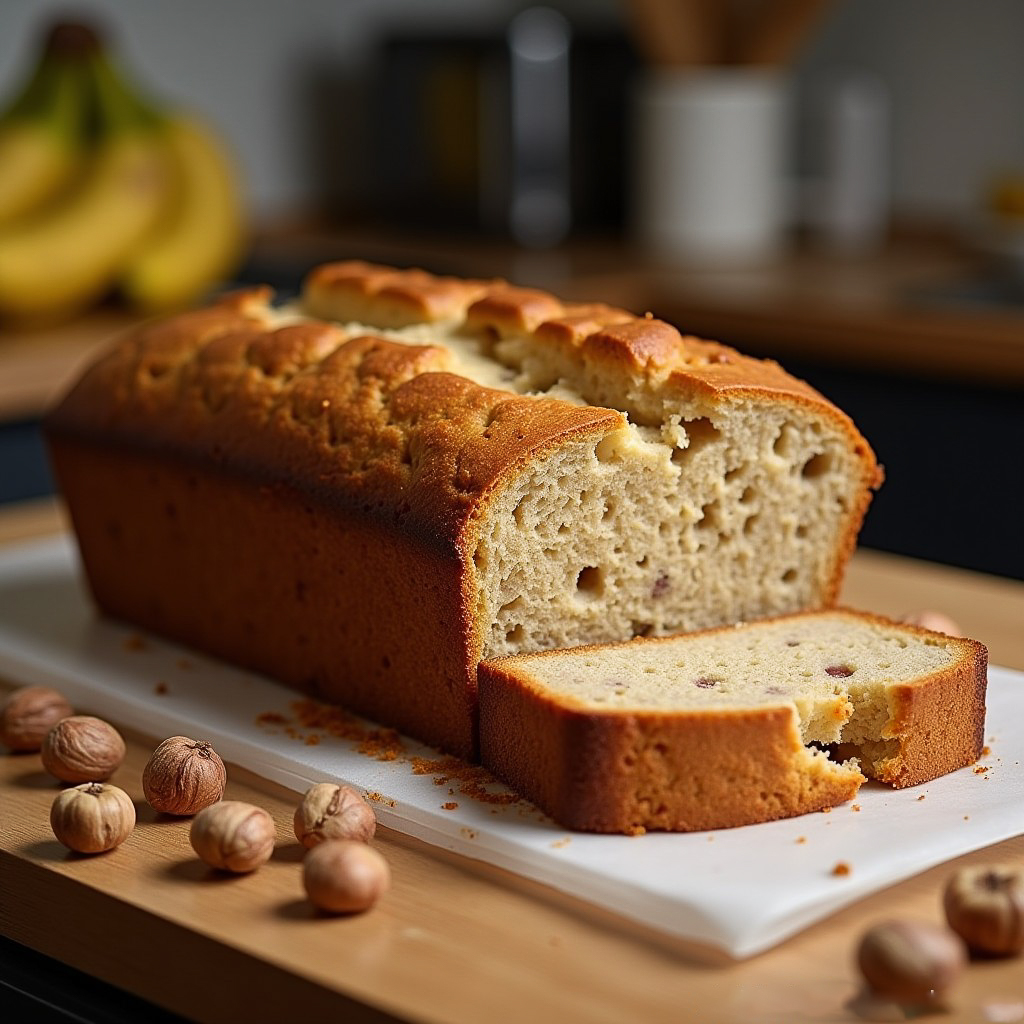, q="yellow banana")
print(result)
[0,52,170,321]
[120,114,245,311]
[0,26,93,226]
